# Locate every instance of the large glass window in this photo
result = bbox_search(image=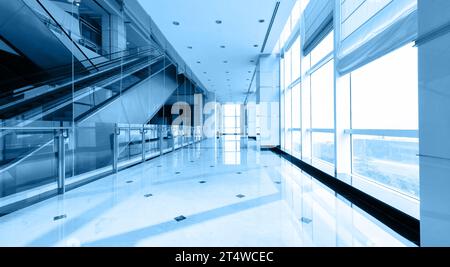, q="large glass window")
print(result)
[350,44,419,198]
[276,1,419,218]
[284,48,292,87]
[223,104,241,135]
[284,88,292,152]
[291,83,301,158]
[291,37,301,81]
[280,57,286,149]
[310,59,335,165]
[310,31,334,67]
[311,60,334,129]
